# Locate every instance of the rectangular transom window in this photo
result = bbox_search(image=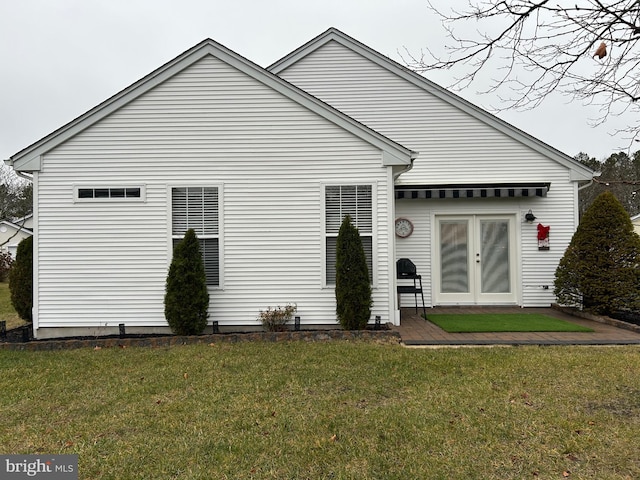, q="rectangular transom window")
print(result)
[75,186,145,201]
[171,187,219,286]
[325,185,373,285]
